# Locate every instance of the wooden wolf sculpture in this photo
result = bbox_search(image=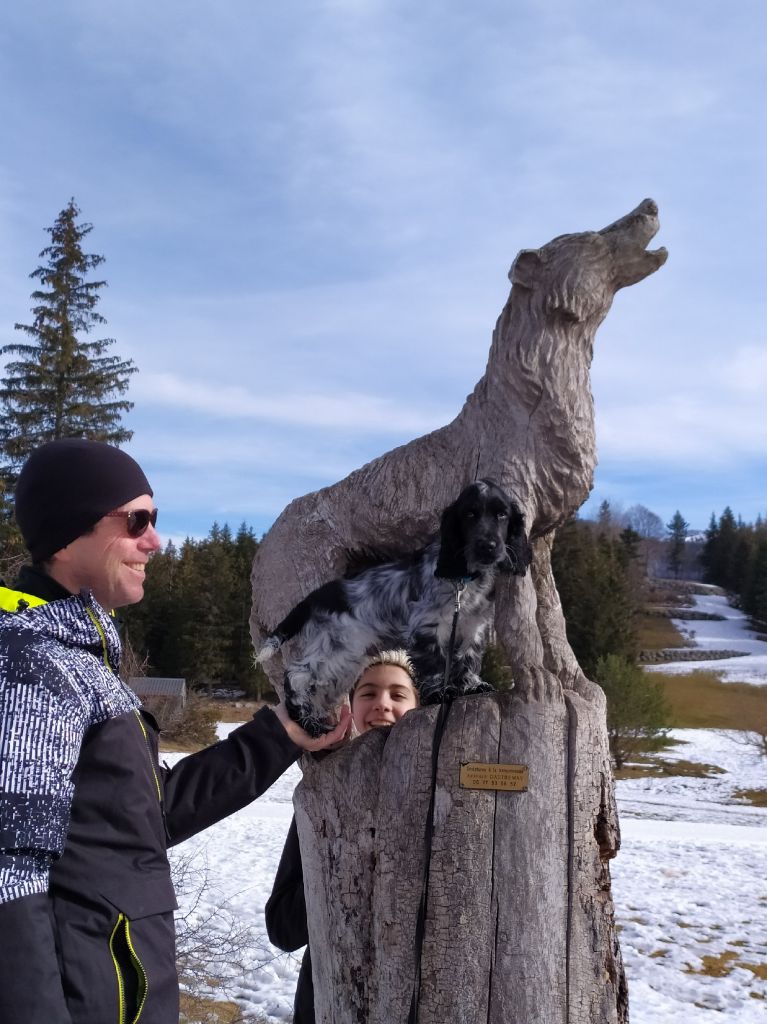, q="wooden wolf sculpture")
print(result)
[251,200,666,1024]
[251,197,667,705]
